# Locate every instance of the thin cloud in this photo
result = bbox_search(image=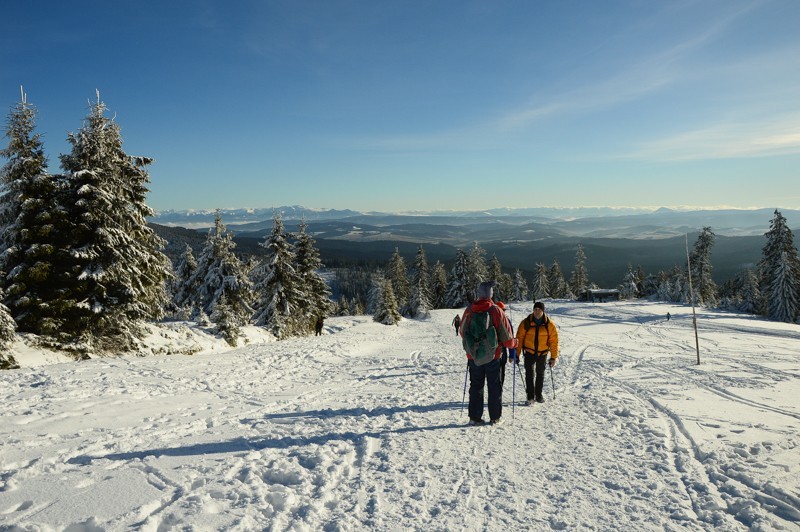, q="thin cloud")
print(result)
[495,2,757,132]
[625,116,800,161]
